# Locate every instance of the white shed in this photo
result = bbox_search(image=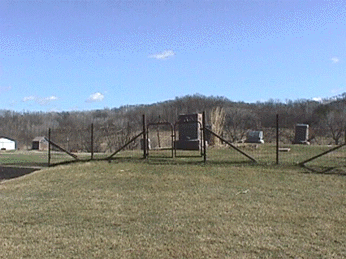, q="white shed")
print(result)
[0,136,16,150]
